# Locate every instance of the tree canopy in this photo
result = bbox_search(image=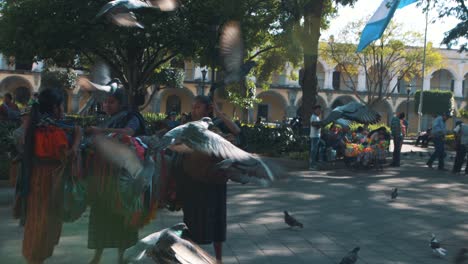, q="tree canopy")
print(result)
[433,0,468,51]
